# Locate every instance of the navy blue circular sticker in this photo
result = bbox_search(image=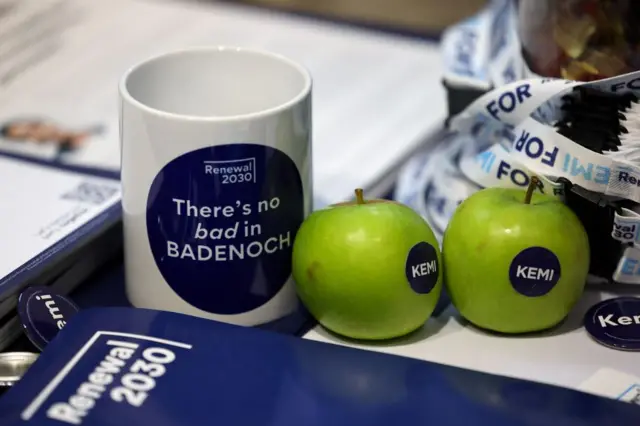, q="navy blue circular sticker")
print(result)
[17,286,80,351]
[405,242,439,294]
[146,143,304,315]
[584,297,640,351]
[509,247,561,297]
